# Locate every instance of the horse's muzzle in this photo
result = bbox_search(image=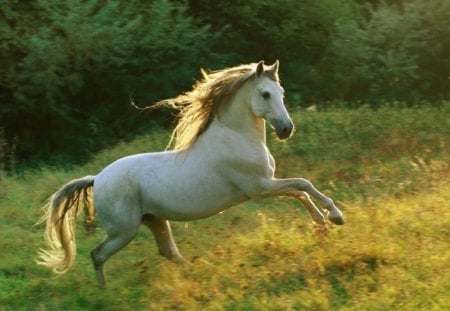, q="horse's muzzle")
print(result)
[274,119,294,140]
